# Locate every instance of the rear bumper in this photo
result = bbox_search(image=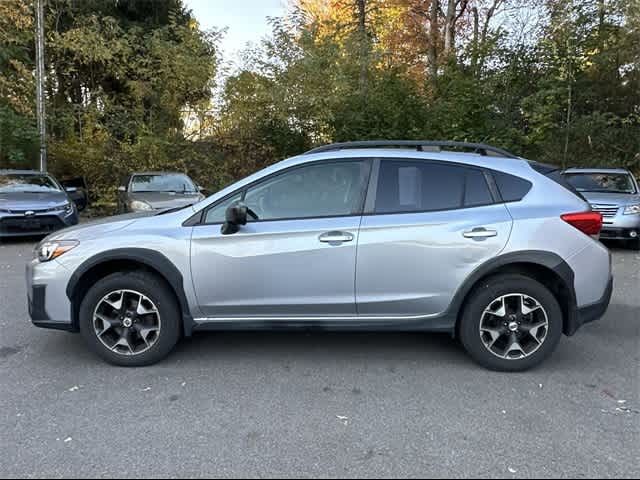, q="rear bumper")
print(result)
[566,276,613,336]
